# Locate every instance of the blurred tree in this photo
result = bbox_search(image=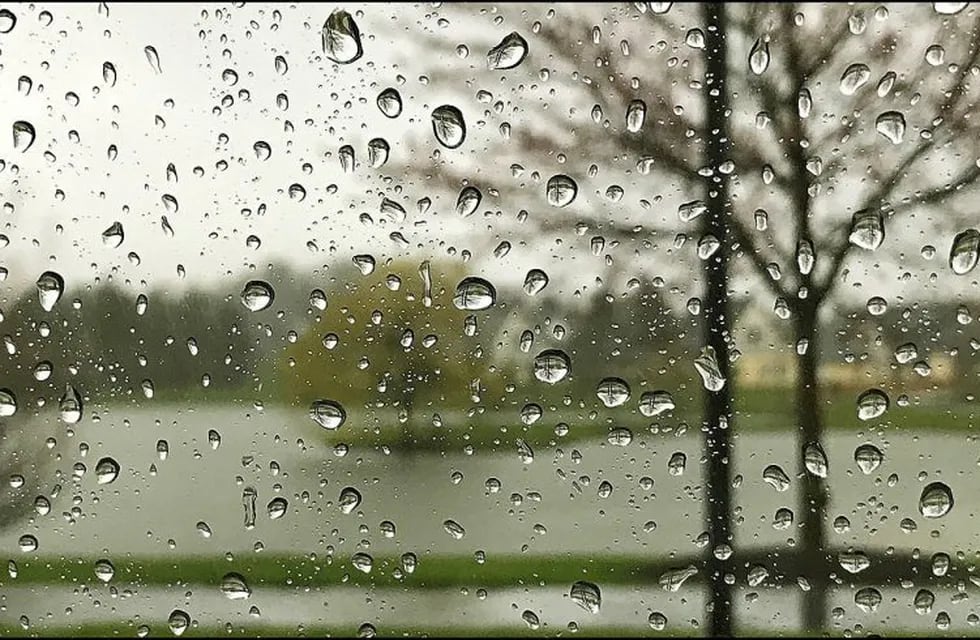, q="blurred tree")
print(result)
[394,2,980,632]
